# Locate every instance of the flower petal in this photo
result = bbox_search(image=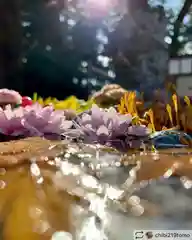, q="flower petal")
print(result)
[91,105,104,128]
[128,125,149,136]
[81,113,92,125]
[96,125,109,136]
